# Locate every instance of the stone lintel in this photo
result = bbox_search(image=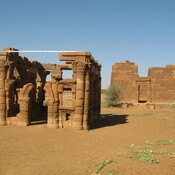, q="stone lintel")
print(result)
[136,77,151,82]
[59,51,91,62]
[59,106,75,110]
[59,79,76,84]
[42,63,56,70]
[57,64,73,70]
